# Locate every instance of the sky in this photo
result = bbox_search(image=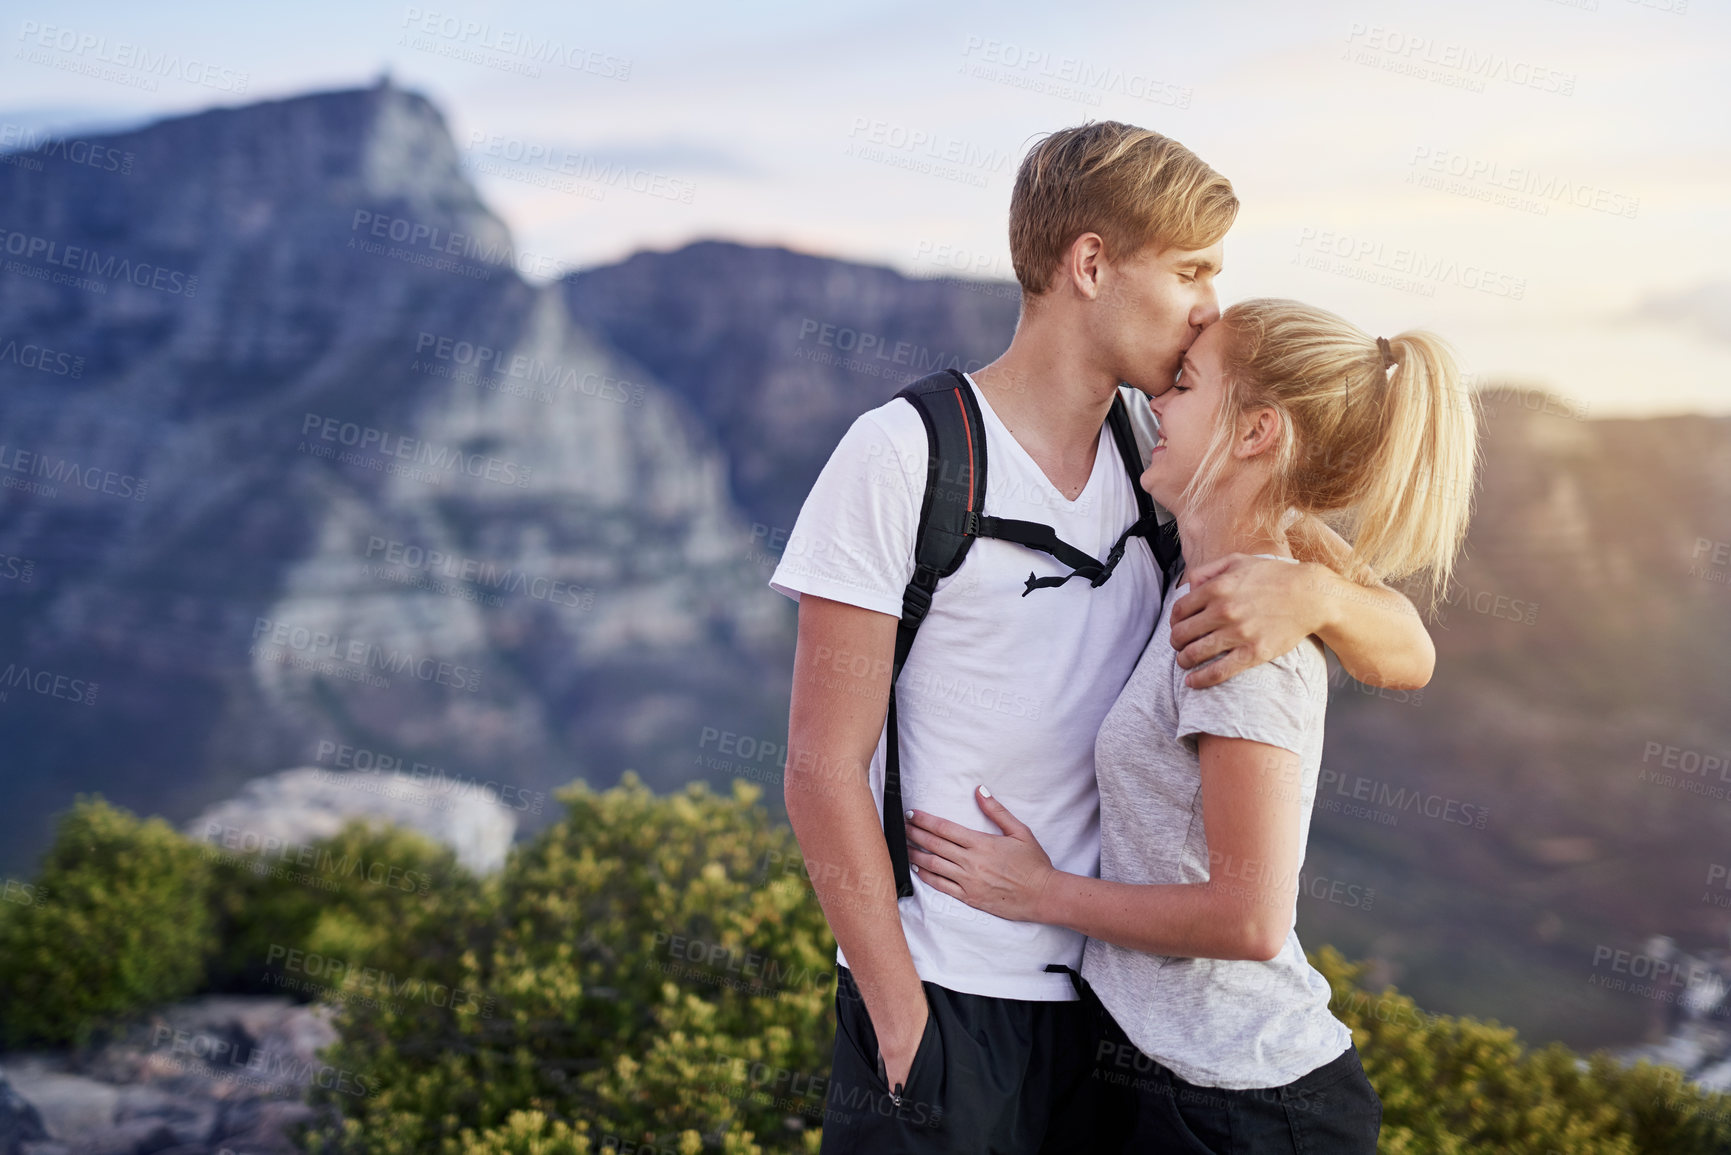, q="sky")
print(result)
[4,0,1728,417]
